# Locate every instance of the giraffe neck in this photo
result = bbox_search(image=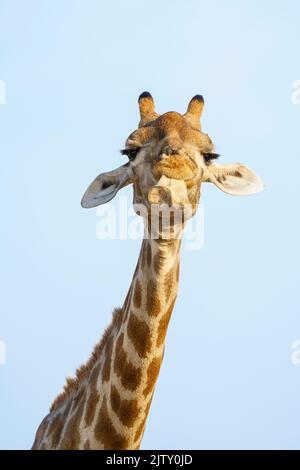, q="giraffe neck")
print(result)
[88,234,182,449]
[37,233,182,450]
